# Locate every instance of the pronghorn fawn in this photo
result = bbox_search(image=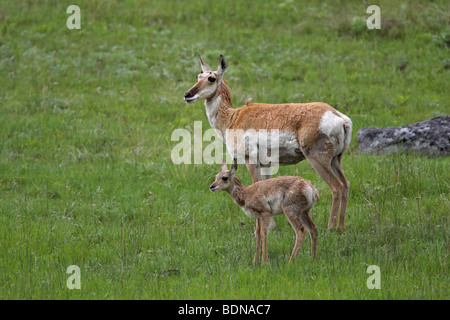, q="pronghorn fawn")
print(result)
[185,55,352,231]
[210,159,319,264]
